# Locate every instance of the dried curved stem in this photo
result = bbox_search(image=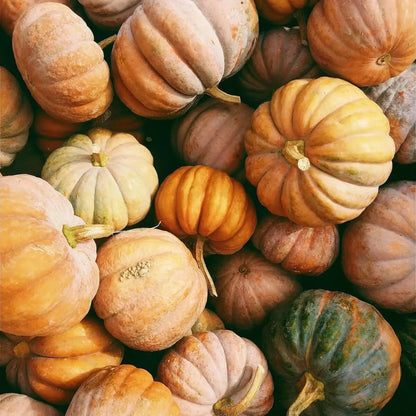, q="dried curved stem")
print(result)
[206,86,241,104]
[98,34,117,49]
[195,236,218,297]
[62,224,114,248]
